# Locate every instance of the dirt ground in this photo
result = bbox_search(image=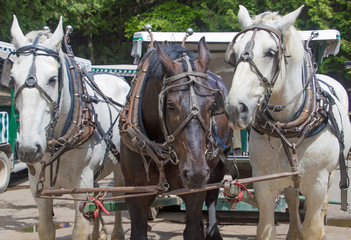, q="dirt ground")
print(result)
[1,169,351,240]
